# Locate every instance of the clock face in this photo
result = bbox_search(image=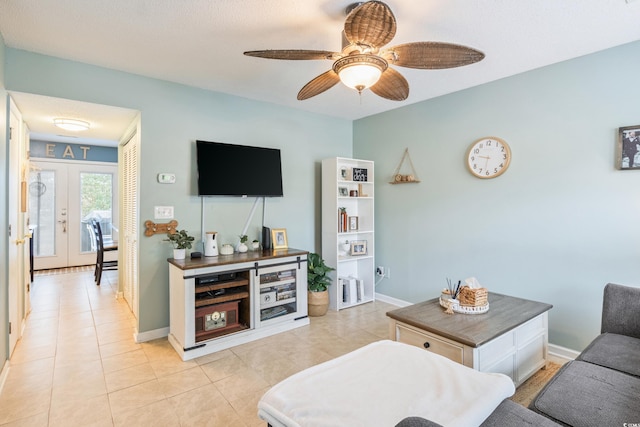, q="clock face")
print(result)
[466,137,511,179]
